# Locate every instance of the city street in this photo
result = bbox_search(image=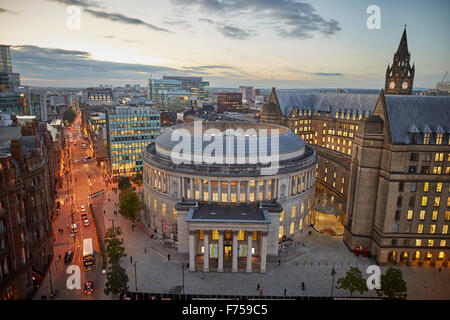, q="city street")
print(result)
[33,114,109,300]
